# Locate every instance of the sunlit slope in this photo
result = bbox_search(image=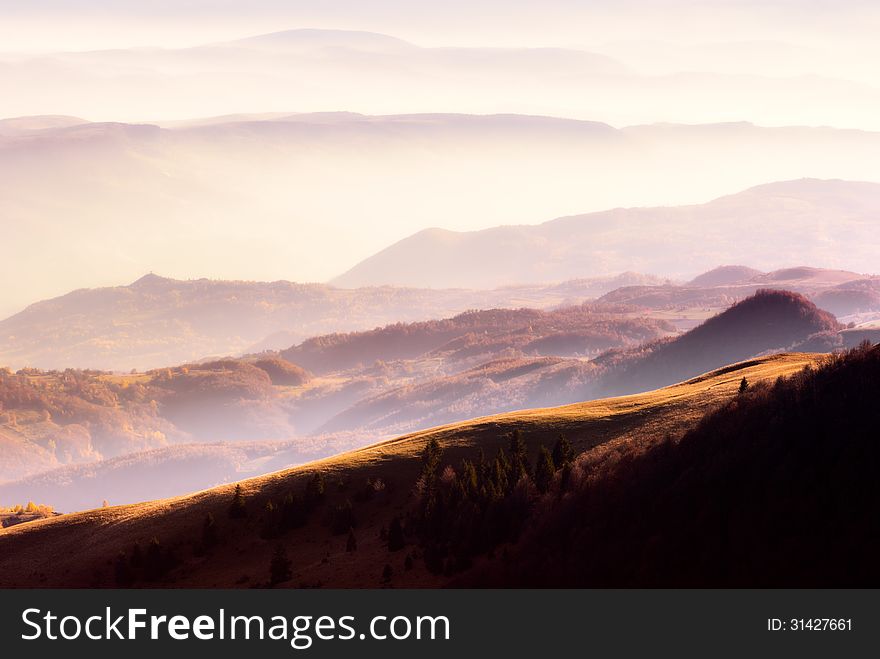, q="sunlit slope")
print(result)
[0,353,822,588]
